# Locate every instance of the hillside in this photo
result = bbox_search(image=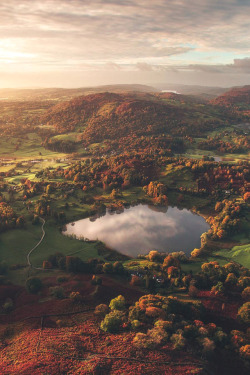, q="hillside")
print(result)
[39,92,228,144]
[211,85,250,113]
